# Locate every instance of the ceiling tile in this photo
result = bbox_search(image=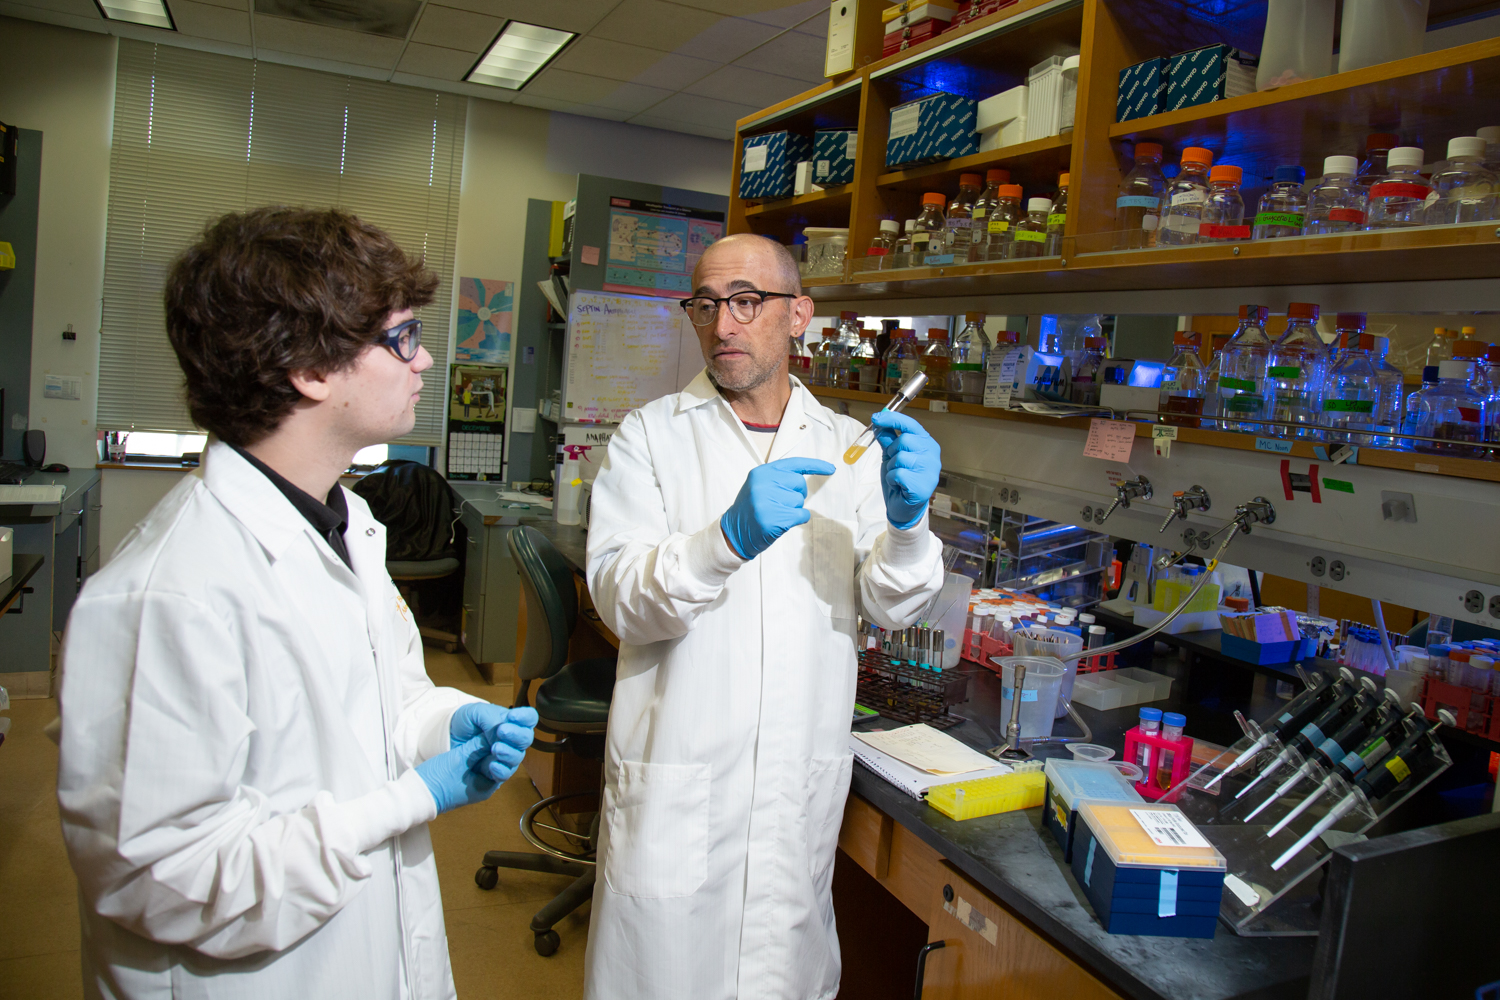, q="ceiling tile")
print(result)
[410,4,503,53]
[396,41,476,79]
[591,80,673,115]
[643,90,758,130]
[4,0,100,17]
[512,93,632,122]
[190,0,249,9]
[627,113,734,140]
[435,0,618,35]
[523,66,621,105]
[551,36,672,82]
[253,14,405,67]
[684,63,807,107]
[677,15,781,62]
[732,26,825,81]
[589,0,722,52]
[692,0,823,29]
[170,0,251,44]
[626,50,720,90]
